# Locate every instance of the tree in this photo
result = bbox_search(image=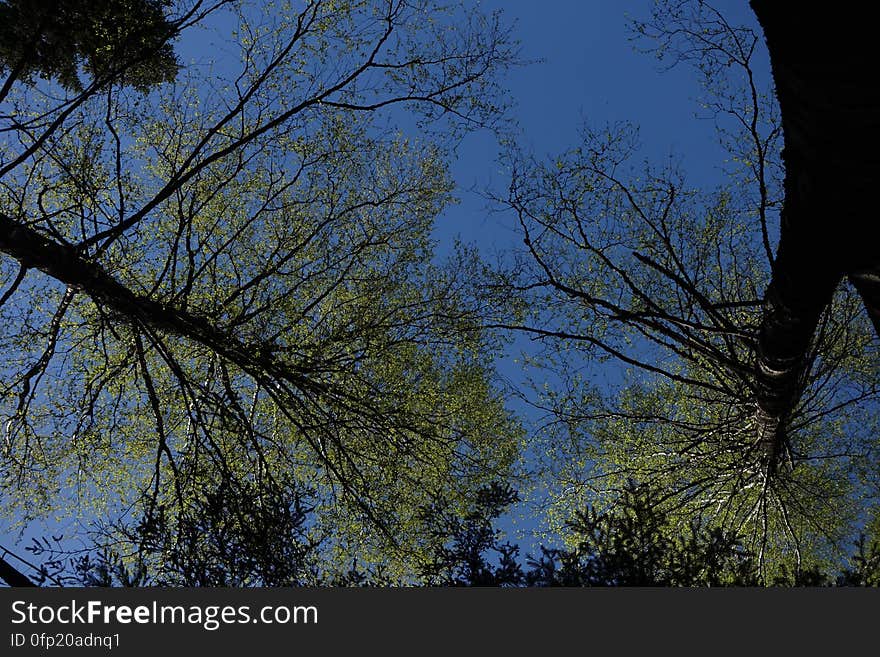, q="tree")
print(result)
[0,0,180,94]
[748,0,880,467]
[416,481,524,586]
[492,0,879,581]
[0,0,522,584]
[21,480,523,586]
[26,476,880,587]
[526,482,760,586]
[23,475,322,586]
